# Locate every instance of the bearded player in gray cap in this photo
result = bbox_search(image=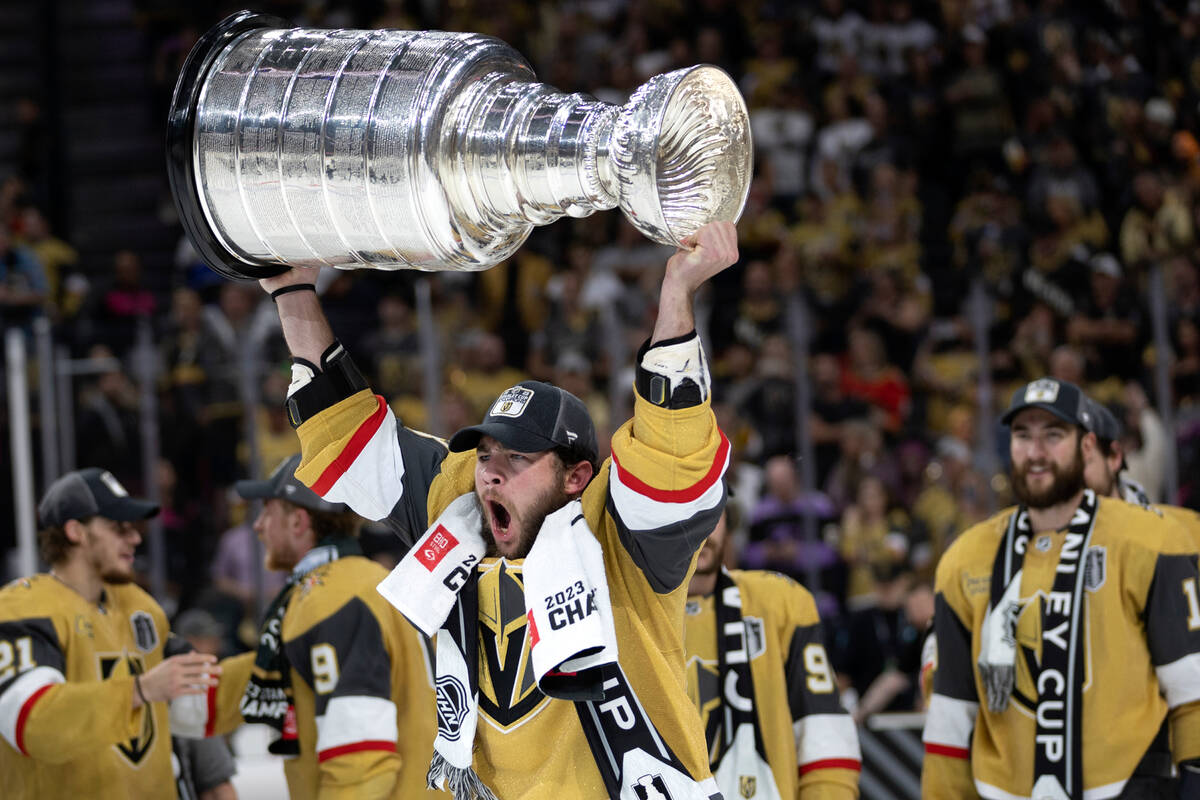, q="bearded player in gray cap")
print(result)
[922,378,1200,800]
